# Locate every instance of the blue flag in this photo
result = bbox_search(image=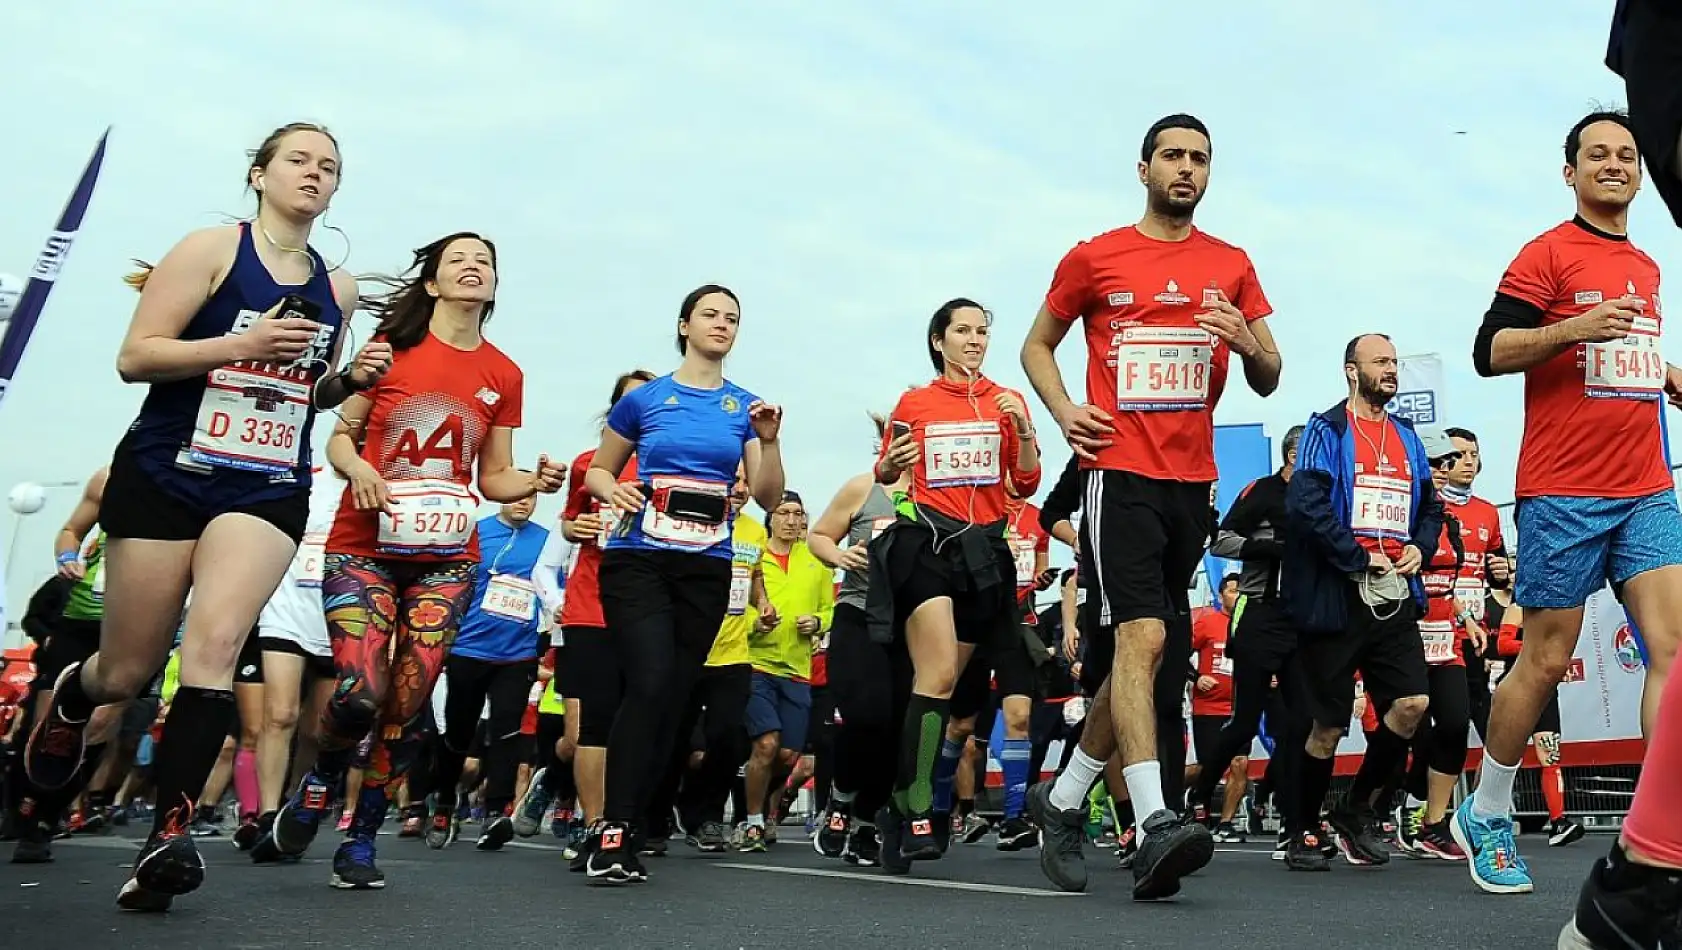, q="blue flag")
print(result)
[1201,423,1274,600]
